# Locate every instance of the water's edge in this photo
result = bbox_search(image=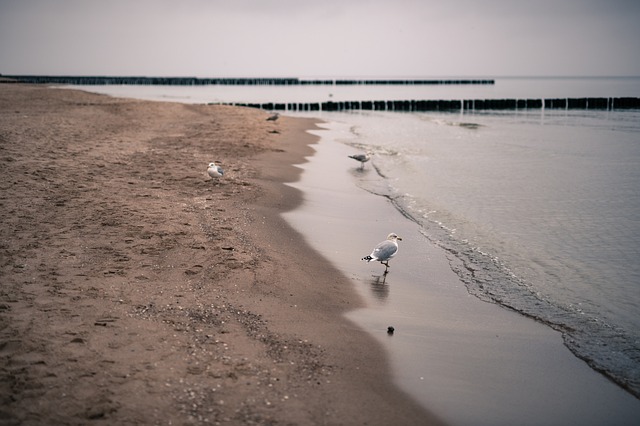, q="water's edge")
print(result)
[285,123,640,425]
[342,127,640,400]
[387,191,640,399]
